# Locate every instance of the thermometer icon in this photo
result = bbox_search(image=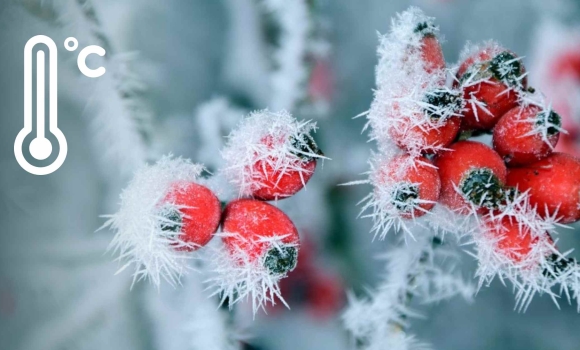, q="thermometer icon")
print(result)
[15,35,106,175]
[15,35,67,175]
